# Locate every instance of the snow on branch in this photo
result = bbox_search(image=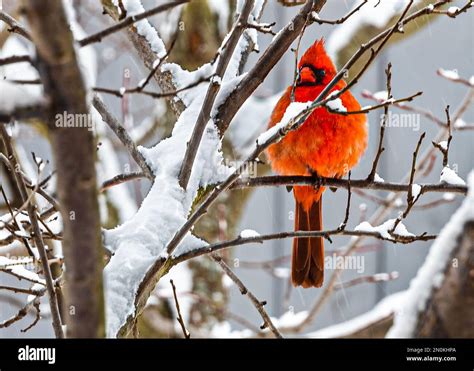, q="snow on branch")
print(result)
[1,0,473,340]
[307,291,404,338]
[78,0,189,47]
[387,171,474,338]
